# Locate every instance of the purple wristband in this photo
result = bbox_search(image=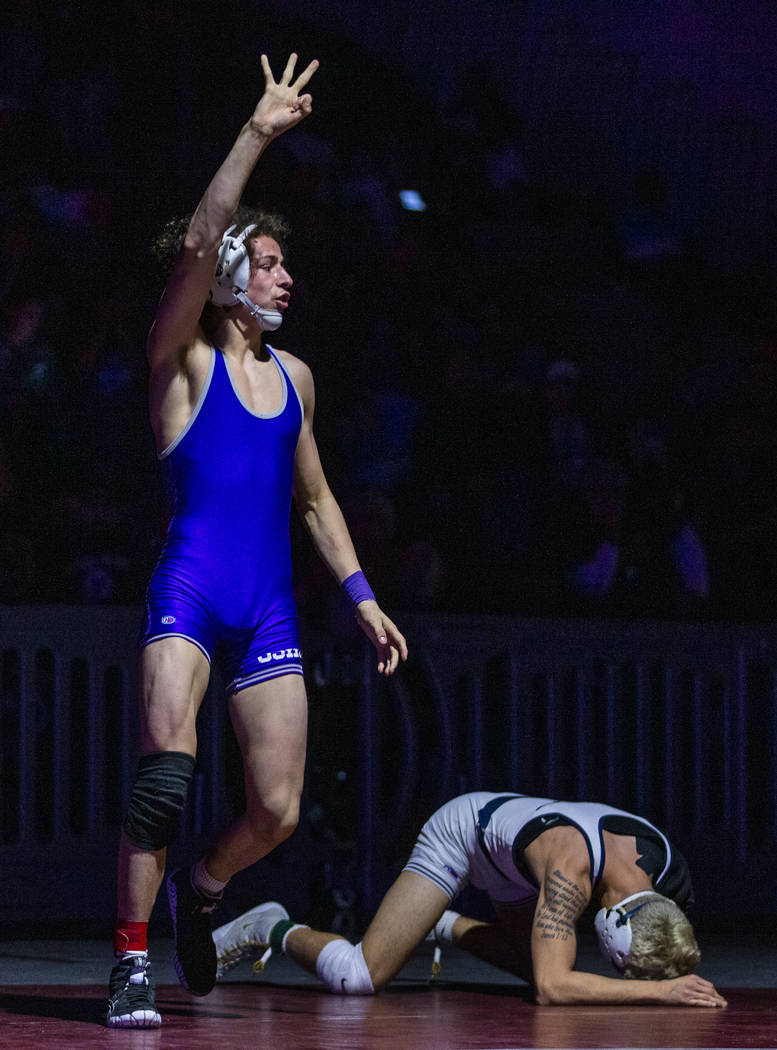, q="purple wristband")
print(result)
[342,570,376,607]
